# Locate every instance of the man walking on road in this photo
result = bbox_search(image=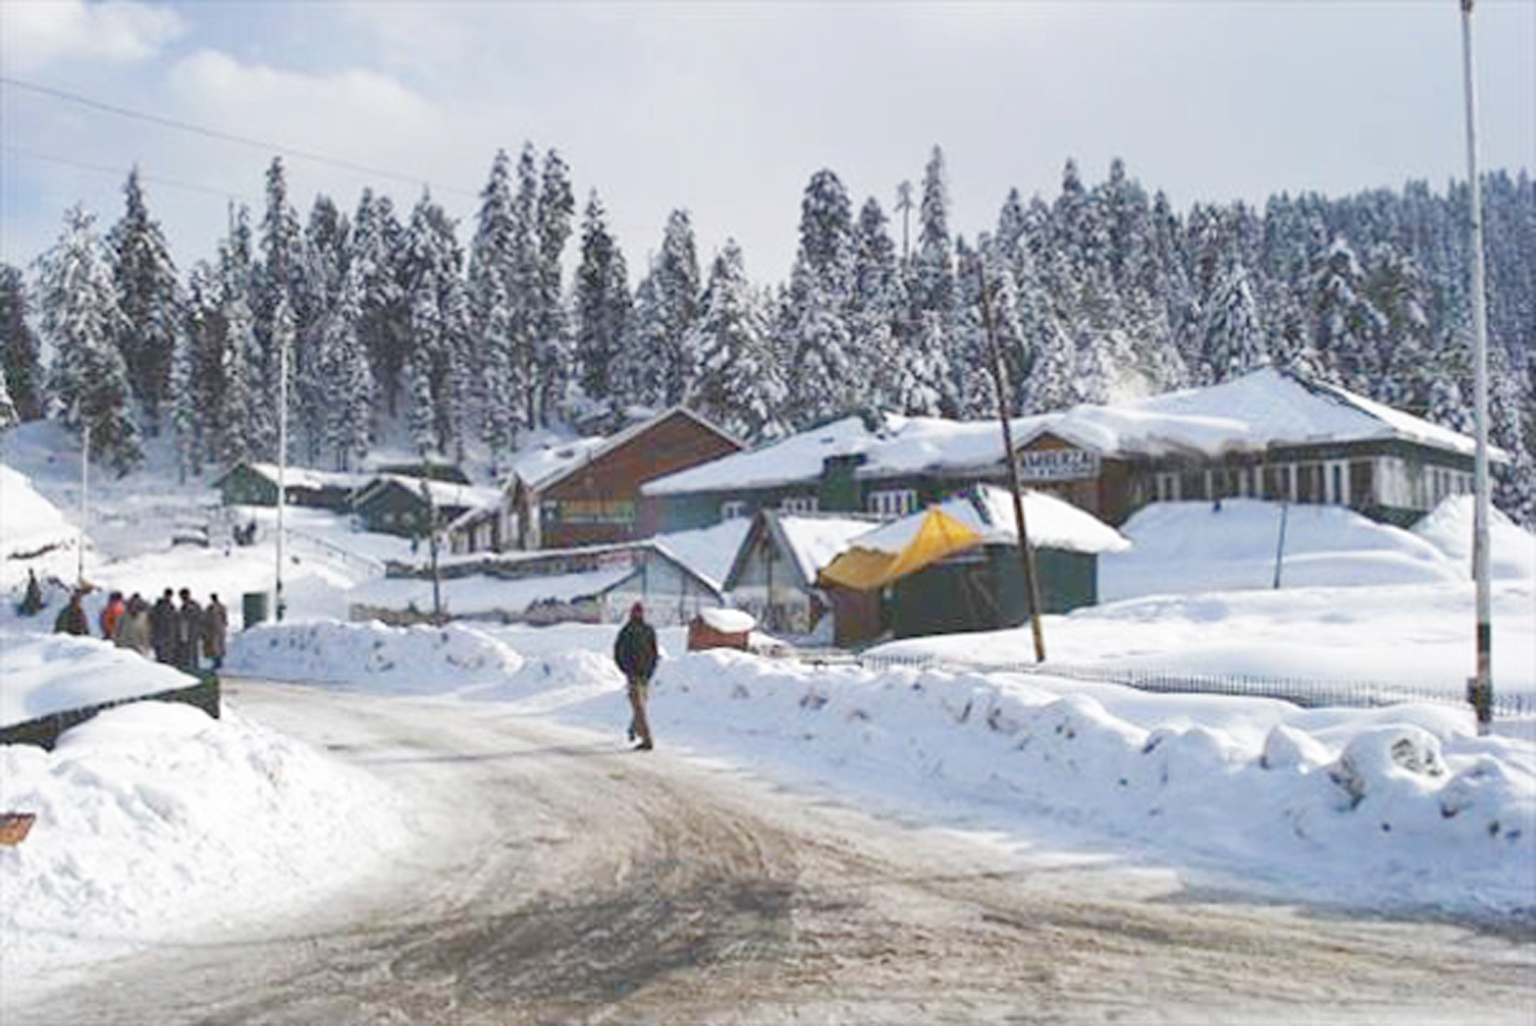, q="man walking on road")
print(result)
[613,602,659,751]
